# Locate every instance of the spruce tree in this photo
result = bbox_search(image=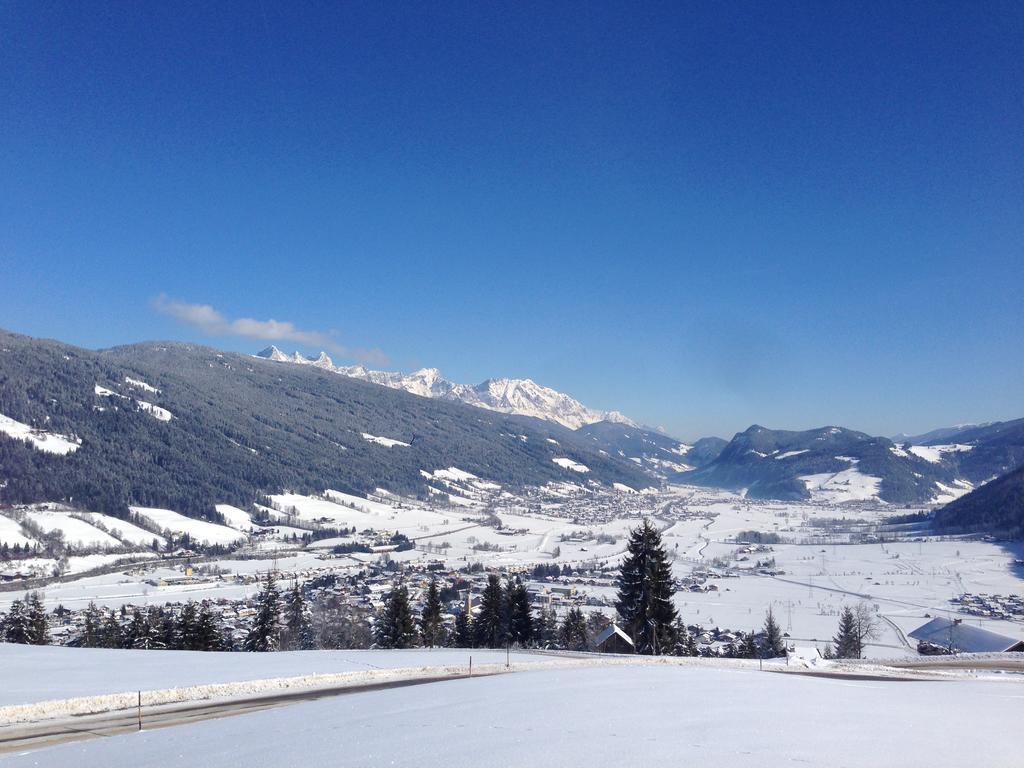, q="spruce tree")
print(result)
[135,607,166,650]
[195,602,224,651]
[159,608,177,649]
[244,572,282,652]
[2,599,31,644]
[740,631,759,659]
[453,607,473,647]
[101,610,124,648]
[506,578,534,646]
[81,602,101,648]
[685,630,699,657]
[473,574,506,649]
[374,584,418,649]
[420,579,445,647]
[833,606,859,658]
[534,606,558,648]
[283,583,314,650]
[673,619,698,657]
[558,607,589,651]
[26,592,49,645]
[125,608,149,649]
[176,601,199,650]
[615,518,677,654]
[762,608,786,658]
